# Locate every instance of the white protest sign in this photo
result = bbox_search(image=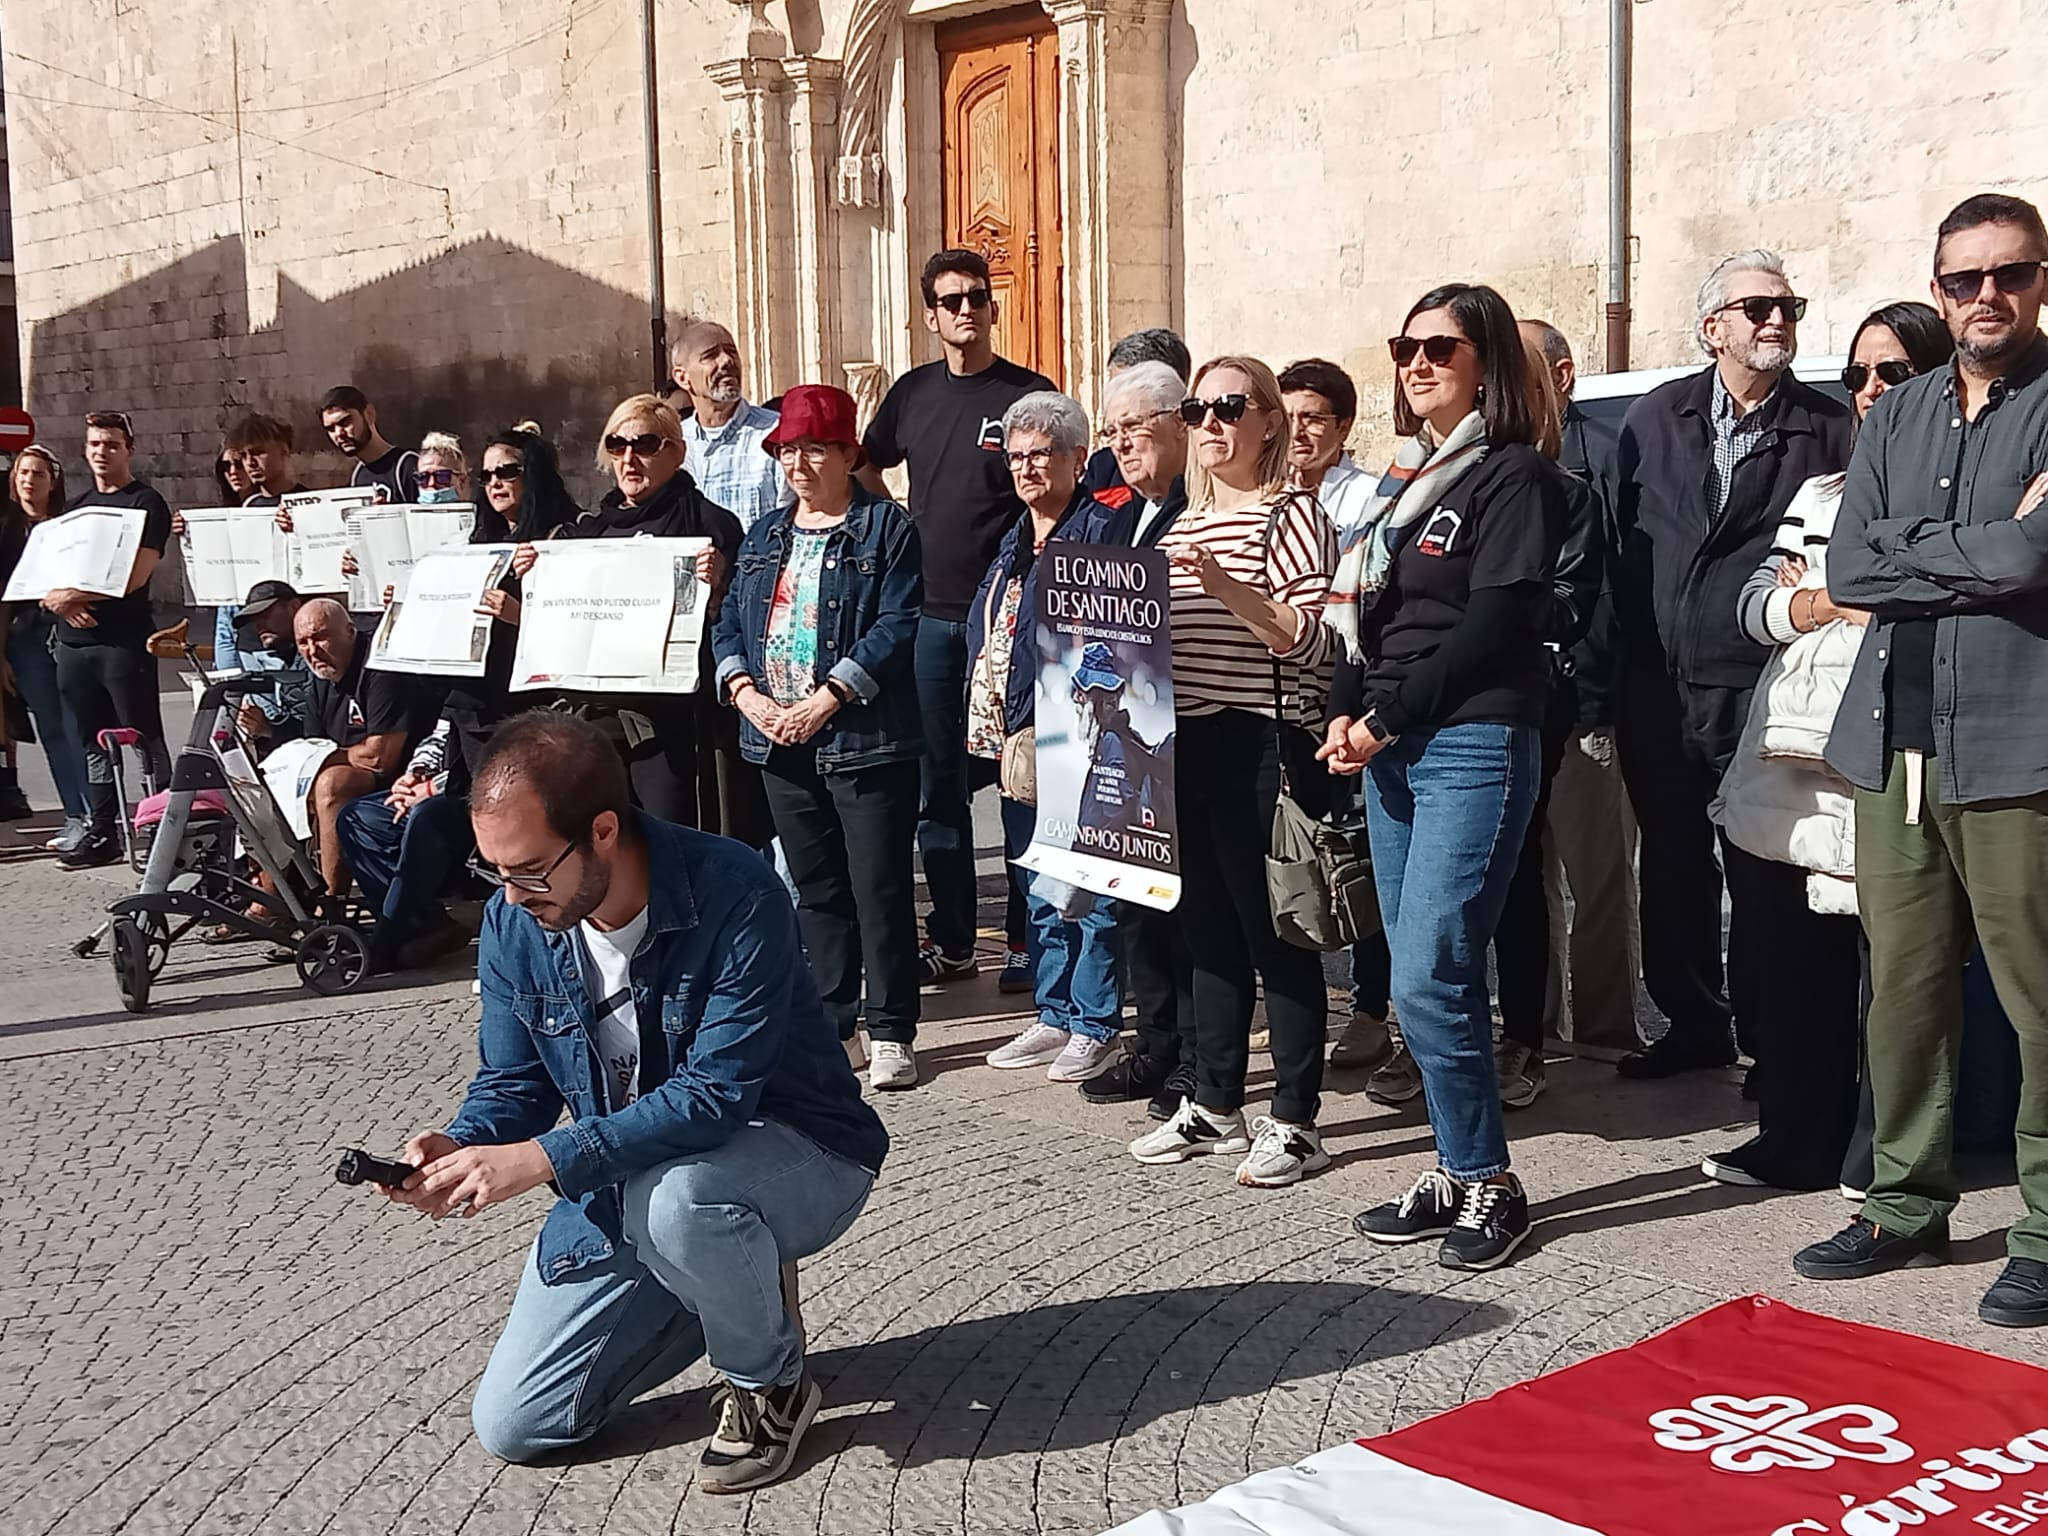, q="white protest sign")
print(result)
[279,489,370,595]
[178,507,288,608]
[511,538,709,694]
[344,504,477,608]
[2,507,146,601]
[369,544,514,677]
